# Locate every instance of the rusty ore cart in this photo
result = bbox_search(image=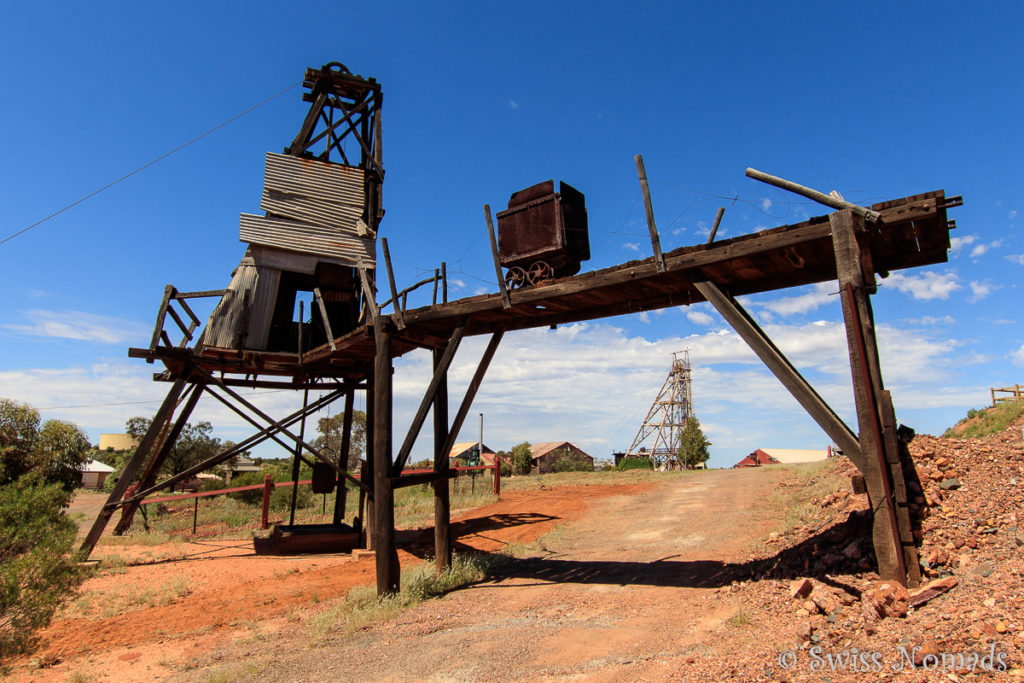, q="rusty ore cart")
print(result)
[496,180,589,288]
